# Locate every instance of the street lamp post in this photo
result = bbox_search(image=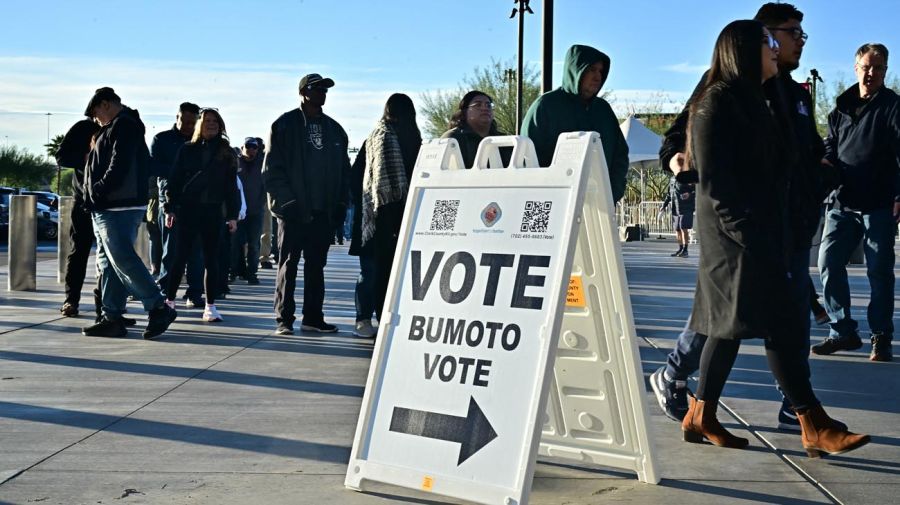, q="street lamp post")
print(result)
[509,0,533,134]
